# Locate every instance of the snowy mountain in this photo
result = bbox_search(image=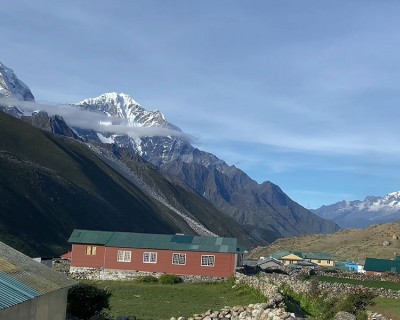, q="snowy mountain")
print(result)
[0,61,34,101]
[74,93,339,241]
[312,191,400,228]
